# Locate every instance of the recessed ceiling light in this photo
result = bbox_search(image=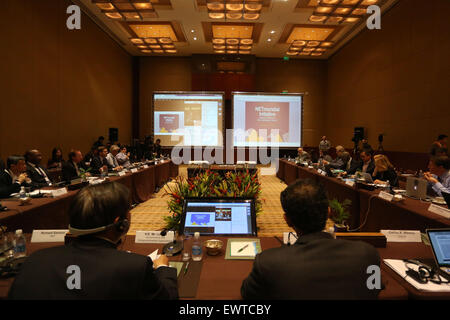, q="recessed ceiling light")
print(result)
[193,37,197,40]
[267,39,272,42]
[191,30,195,33]
[270,31,275,34]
